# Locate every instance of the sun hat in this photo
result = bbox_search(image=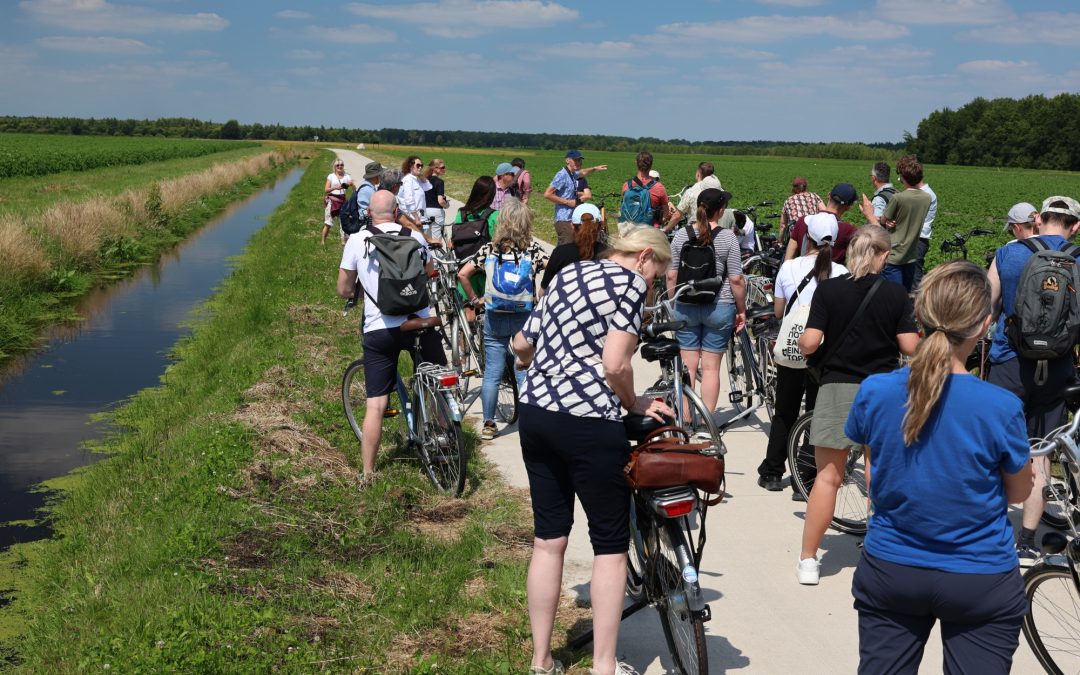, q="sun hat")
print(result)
[363,161,383,179]
[806,212,839,246]
[829,183,858,206]
[1005,202,1038,231]
[565,149,583,160]
[495,162,515,176]
[697,188,732,211]
[571,203,601,225]
[648,169,660,180]
[1041,196,1080,219]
